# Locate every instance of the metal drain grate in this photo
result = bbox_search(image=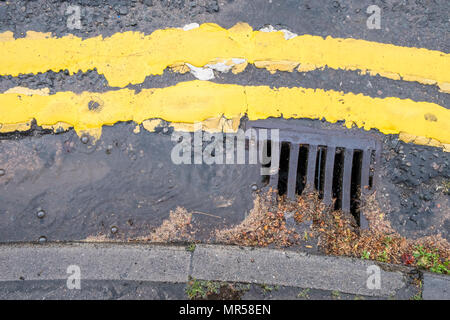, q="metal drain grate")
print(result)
[247,120,381,227]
